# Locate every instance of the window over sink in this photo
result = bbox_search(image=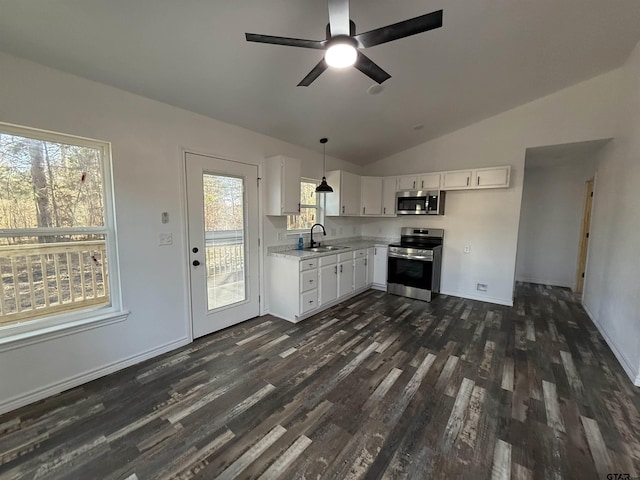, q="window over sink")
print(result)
[287,179,321,231]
